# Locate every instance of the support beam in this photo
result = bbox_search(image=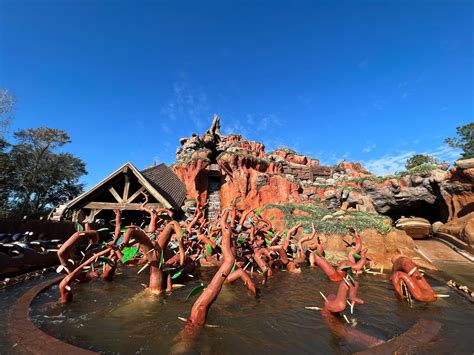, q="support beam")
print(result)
[123,175,130,201]
[109,187,122,203]
[126,186,145,203]
[84,209,102,223]
[84,202,162,210]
